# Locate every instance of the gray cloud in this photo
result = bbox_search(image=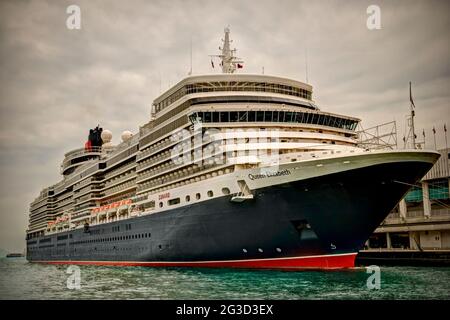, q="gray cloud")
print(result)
[0,0,449,252]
